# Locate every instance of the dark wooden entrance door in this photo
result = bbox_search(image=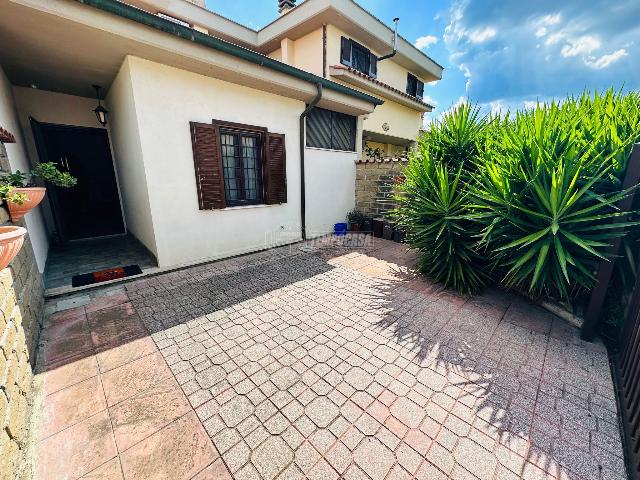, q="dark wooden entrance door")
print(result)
[30,118,125,243]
